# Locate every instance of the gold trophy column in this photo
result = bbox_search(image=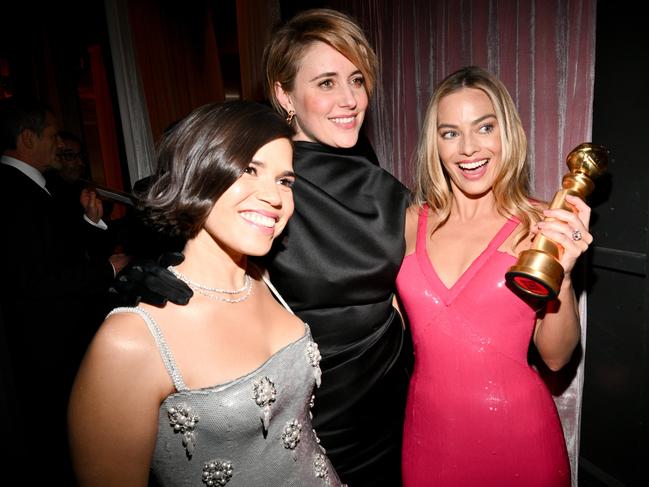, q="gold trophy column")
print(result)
[505,143,608,299]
